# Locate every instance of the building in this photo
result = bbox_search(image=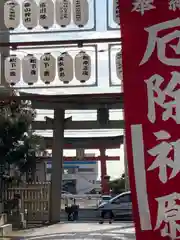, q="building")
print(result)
[35,160,99,194]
